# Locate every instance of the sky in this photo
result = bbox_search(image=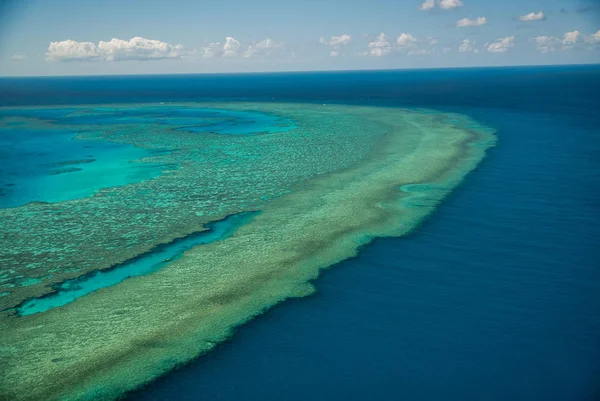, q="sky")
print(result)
[0,0,599,76]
